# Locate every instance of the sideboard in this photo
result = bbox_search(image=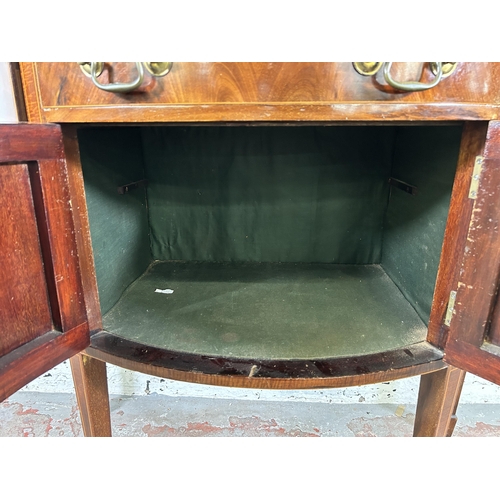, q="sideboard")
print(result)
[2,62,500,436]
